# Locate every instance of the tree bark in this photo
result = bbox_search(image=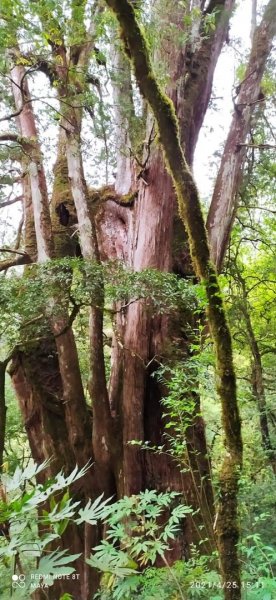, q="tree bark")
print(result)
[9,62,97,599]
[237,274,276,474]
[11,64,54,262]
[207,0,276,271]
[108,0,234,543]
[11,62,93,480]
[105,2,243,597]
[0,361,7,473]
[111,42,137,195]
